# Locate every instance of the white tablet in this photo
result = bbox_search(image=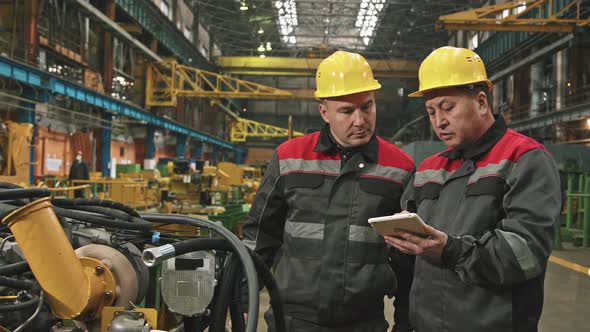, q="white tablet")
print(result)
[368,213,428,237]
